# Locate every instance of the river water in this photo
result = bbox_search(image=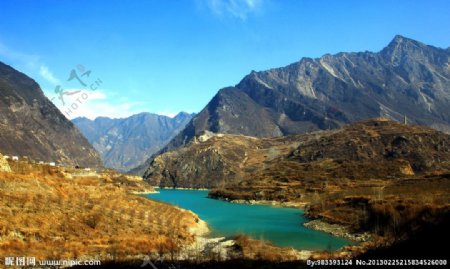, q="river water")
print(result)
[147,189,351,251]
